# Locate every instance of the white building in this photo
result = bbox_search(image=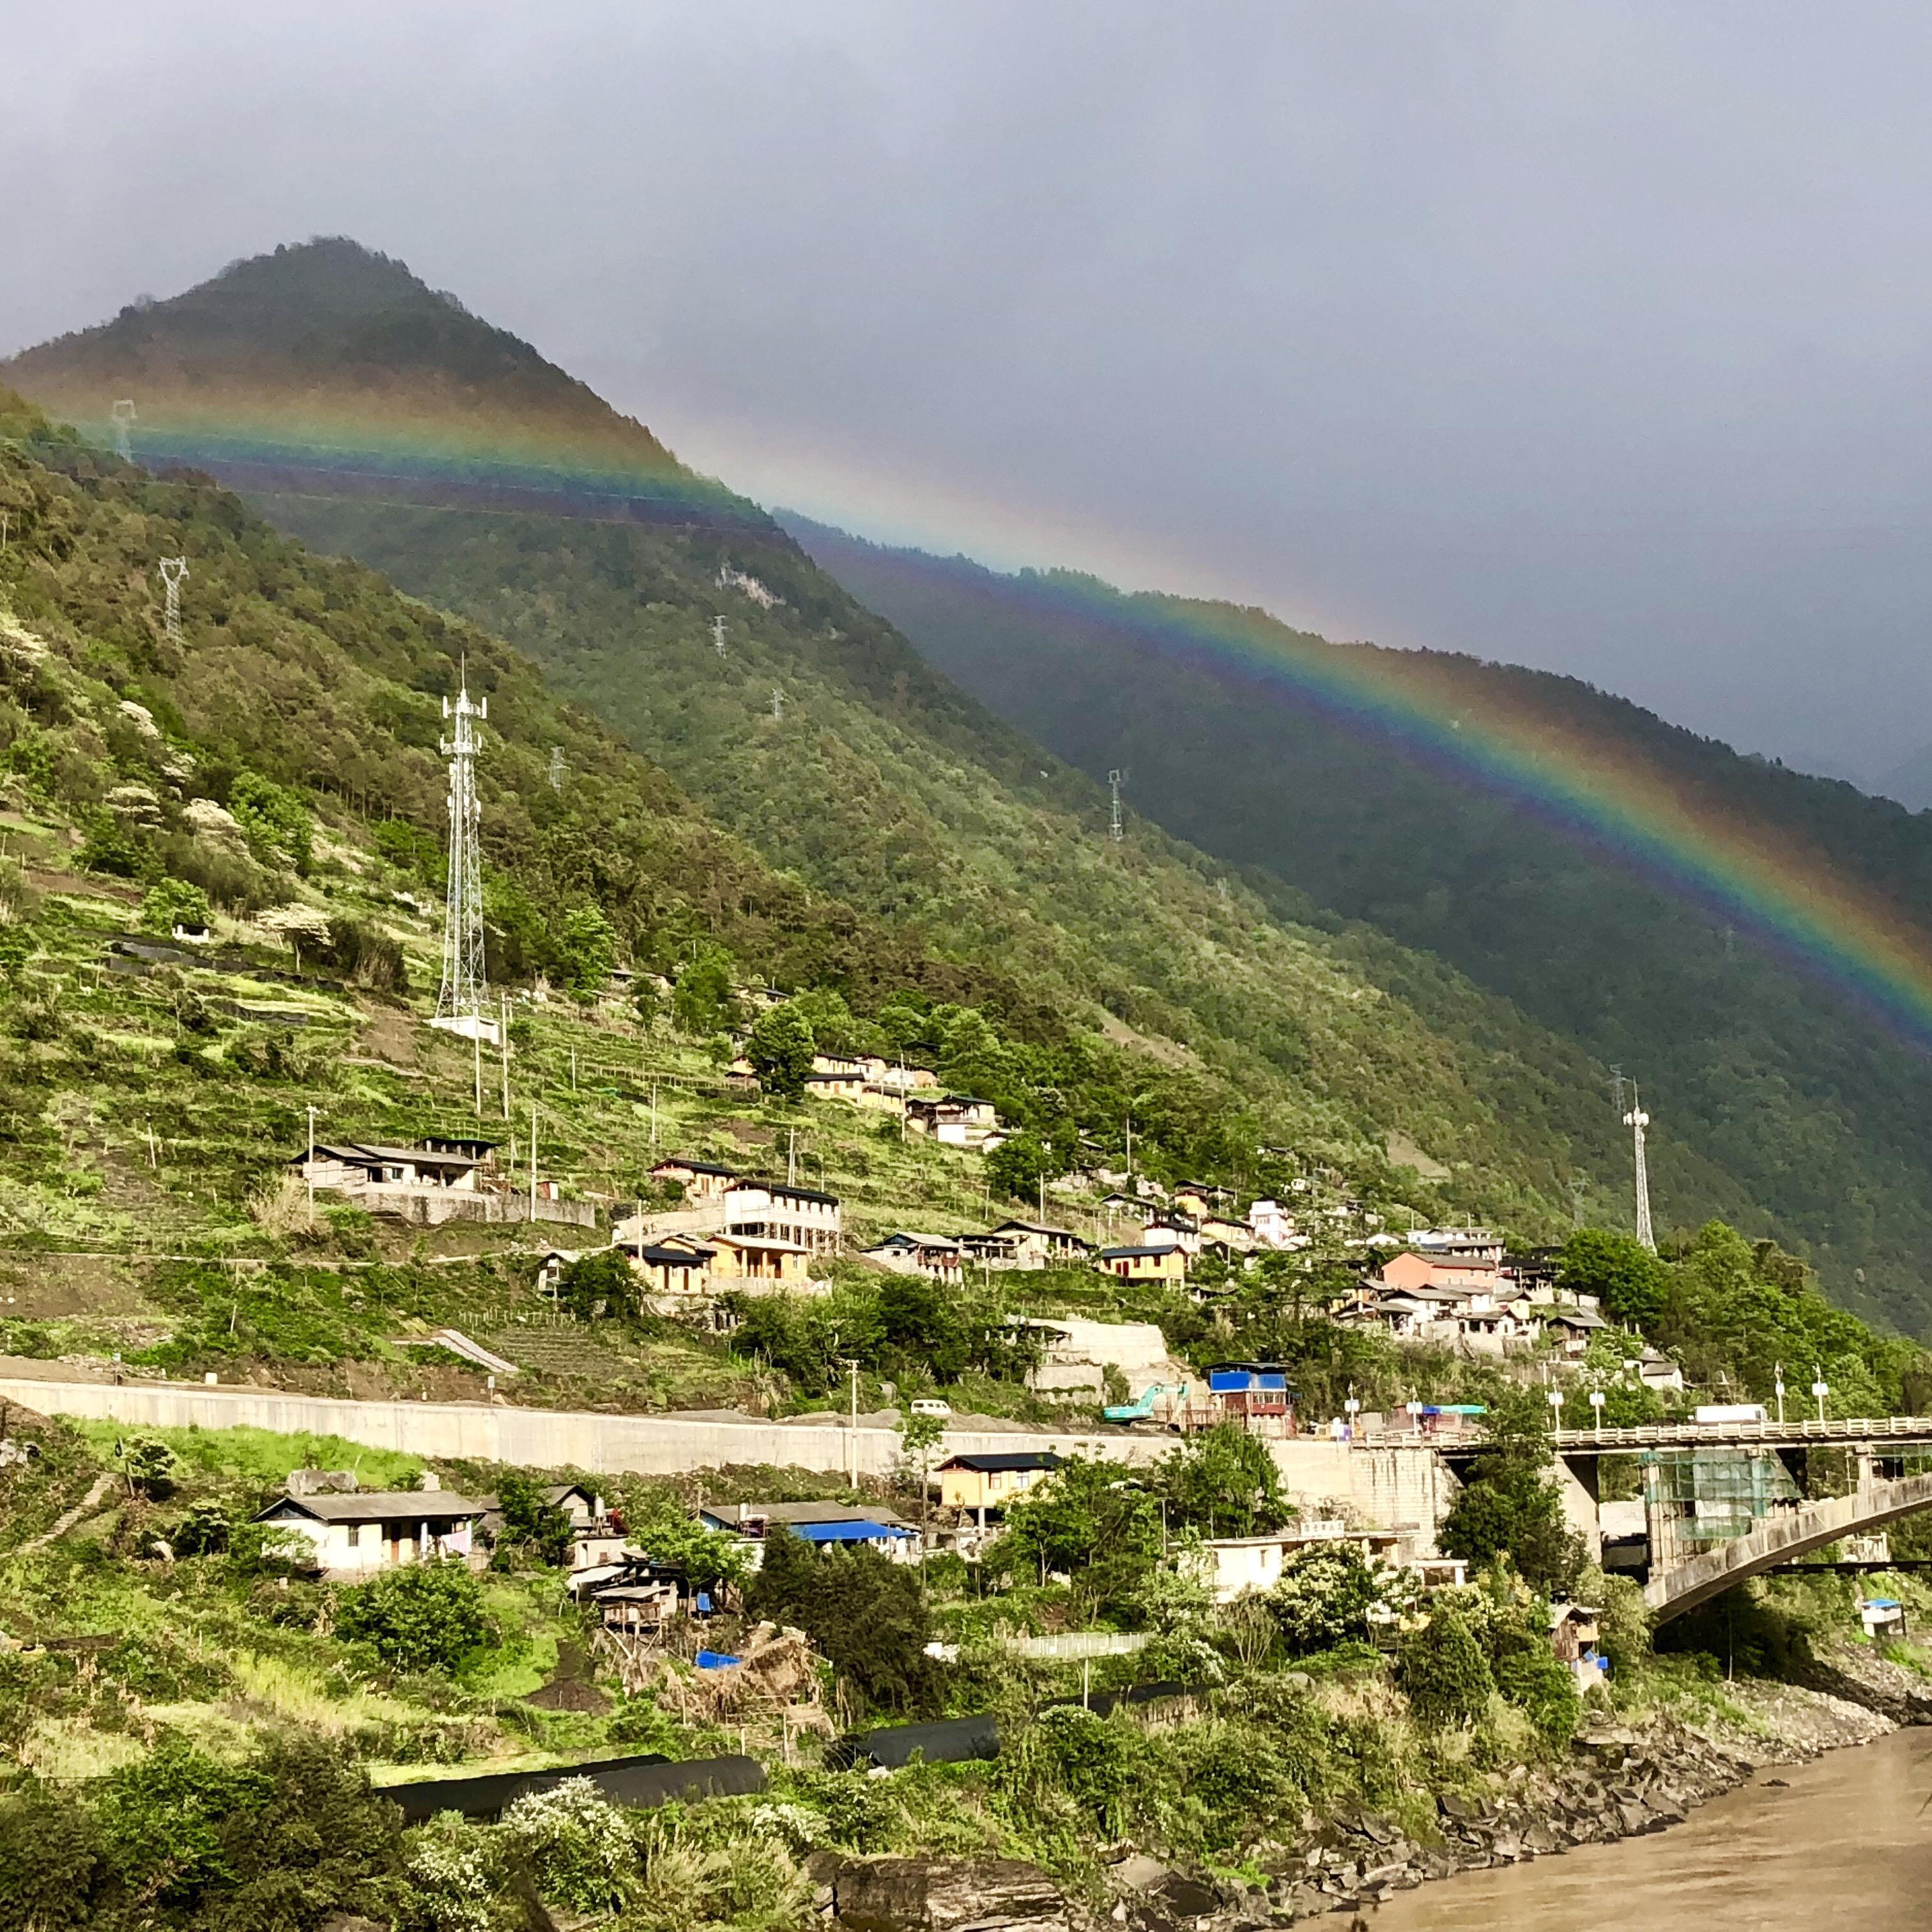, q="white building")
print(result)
[252,1487,490,1580]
